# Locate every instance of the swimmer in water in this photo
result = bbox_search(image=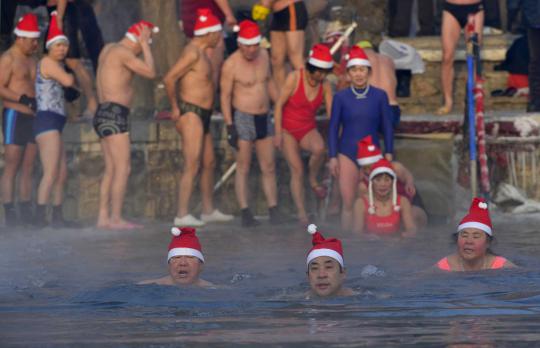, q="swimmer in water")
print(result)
[139,227,214,287]
[305,224,357,299]
[436,197,516,272]
[352,158,417,238]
